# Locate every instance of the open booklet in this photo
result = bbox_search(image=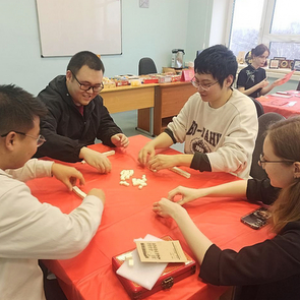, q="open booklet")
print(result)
[135,240,187,263]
